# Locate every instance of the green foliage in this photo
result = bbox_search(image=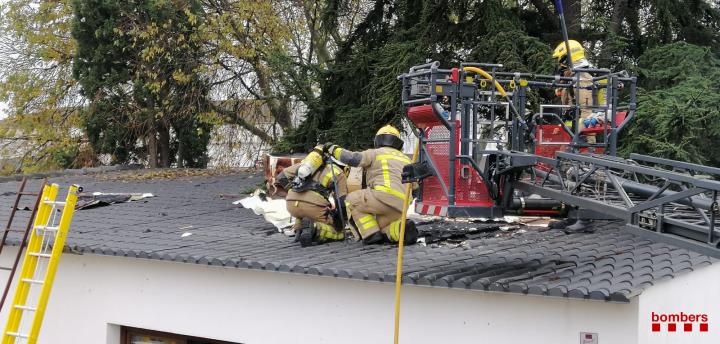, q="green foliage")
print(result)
[278,0,554,153]
[621,43,720,166]
[173,115,212,168]
[51,145,80,168]
[72,0,211,167]
[0,0,84,174]
[279,0,720,170]
[3,0,720,172]
[635,42,720,90]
